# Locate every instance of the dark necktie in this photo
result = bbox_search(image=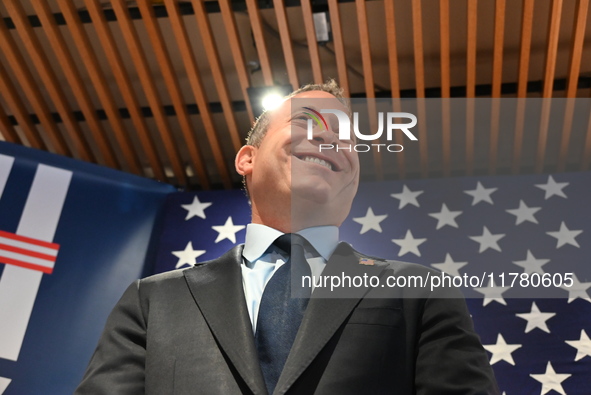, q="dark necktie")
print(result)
[255,234,312,394]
